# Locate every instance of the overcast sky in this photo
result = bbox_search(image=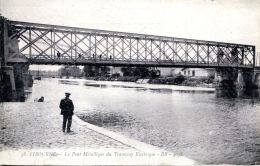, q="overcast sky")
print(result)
[0,0,259,70]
